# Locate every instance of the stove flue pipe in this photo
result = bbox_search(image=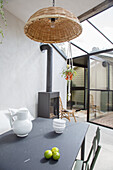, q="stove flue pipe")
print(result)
[40,44,53,92]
